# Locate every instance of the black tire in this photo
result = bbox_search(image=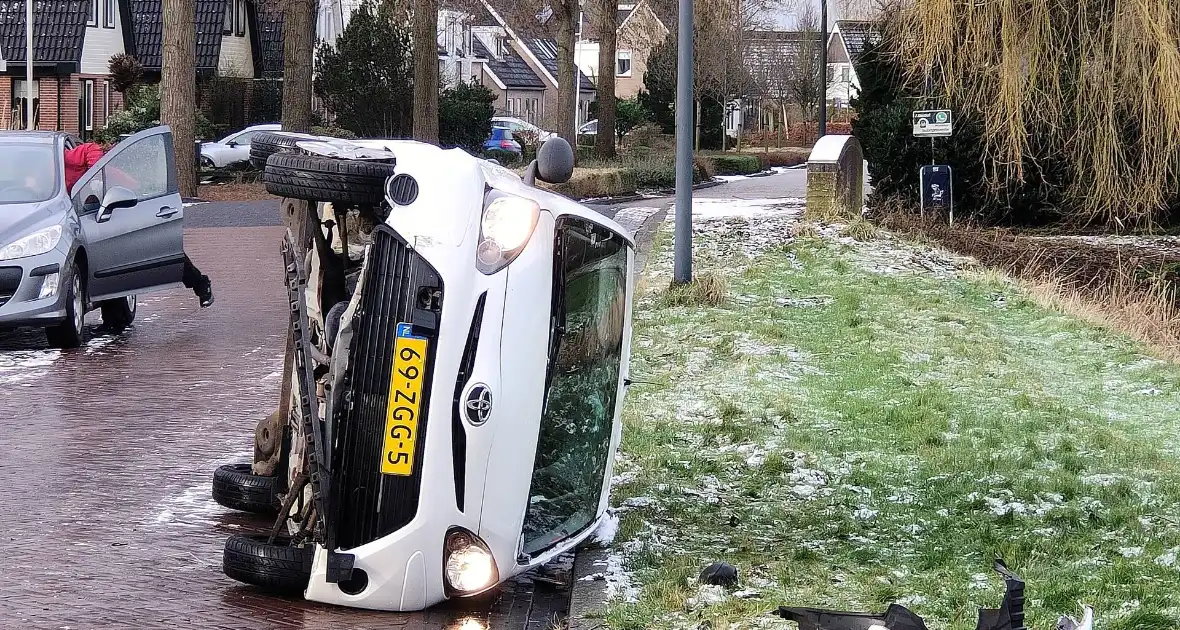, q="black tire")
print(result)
[100,295,136,332]
[45,268,86,349]
[212,463,280,515]
[264,153,394,206]
[223,534,312,594]
[249,131,317,169]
